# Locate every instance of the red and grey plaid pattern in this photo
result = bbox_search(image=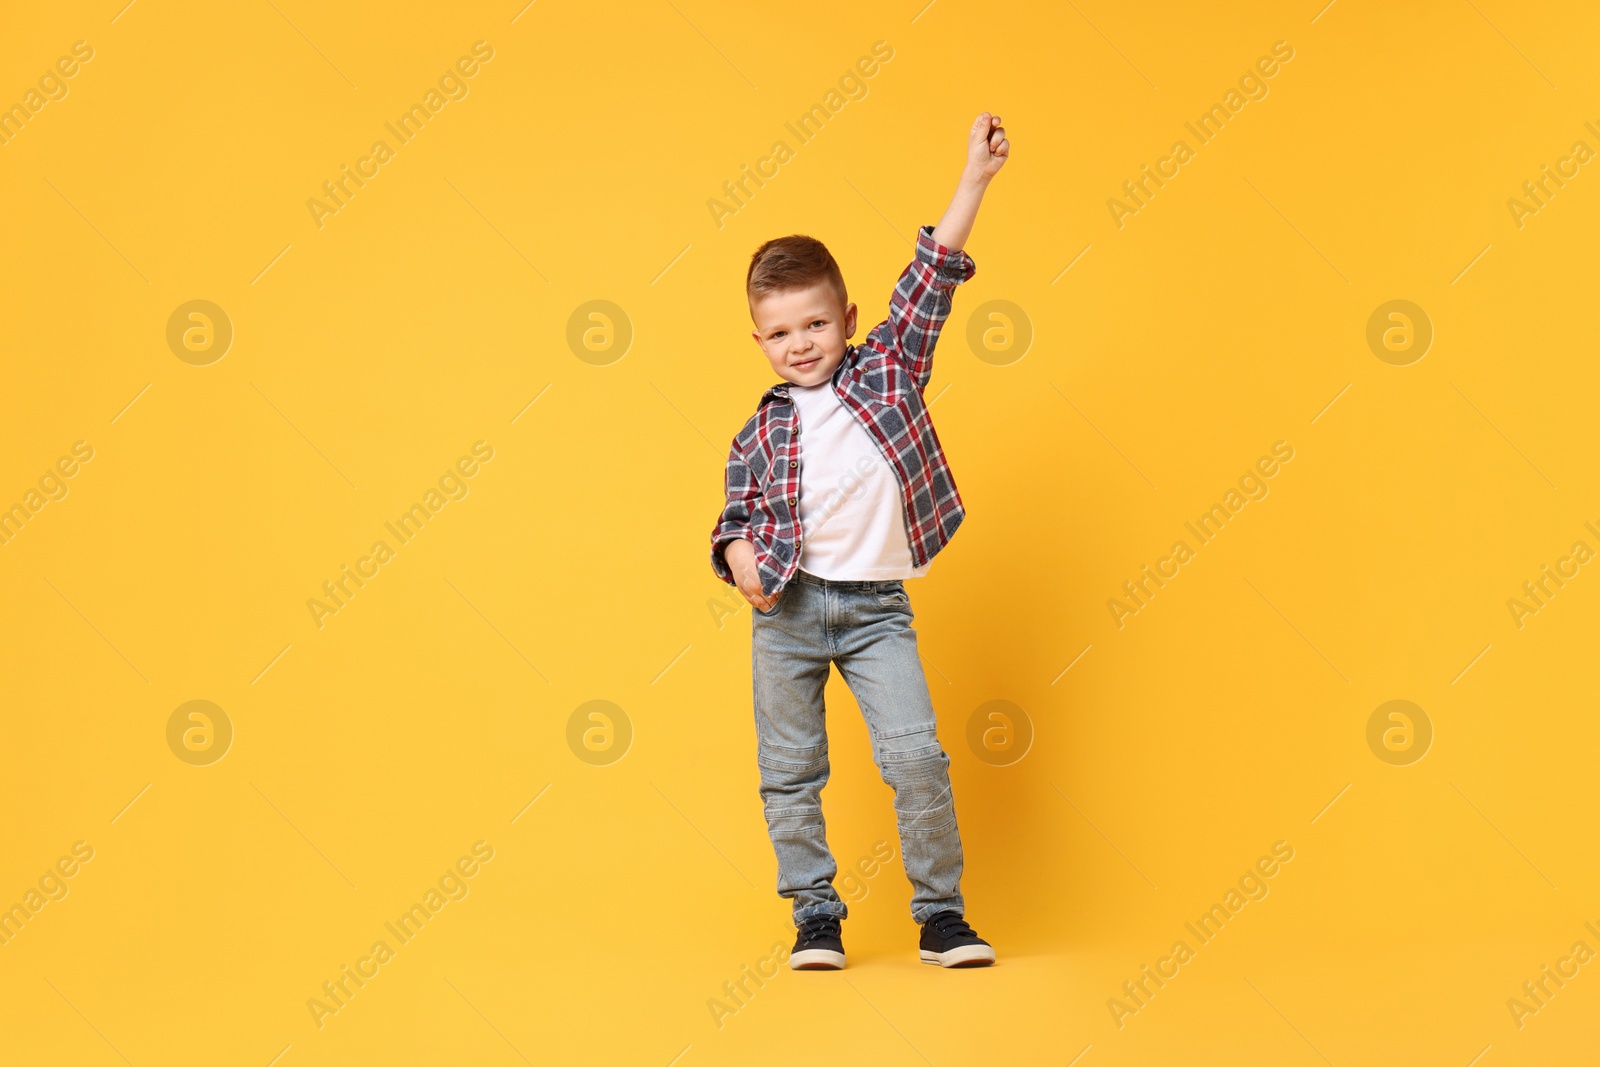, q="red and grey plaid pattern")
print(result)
[710,224,977,595]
